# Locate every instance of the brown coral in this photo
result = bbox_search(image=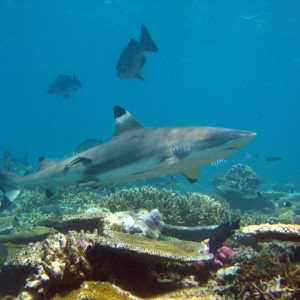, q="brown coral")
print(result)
[0,230,212,299]
[100,186,229,226]
[242,224,300,242]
